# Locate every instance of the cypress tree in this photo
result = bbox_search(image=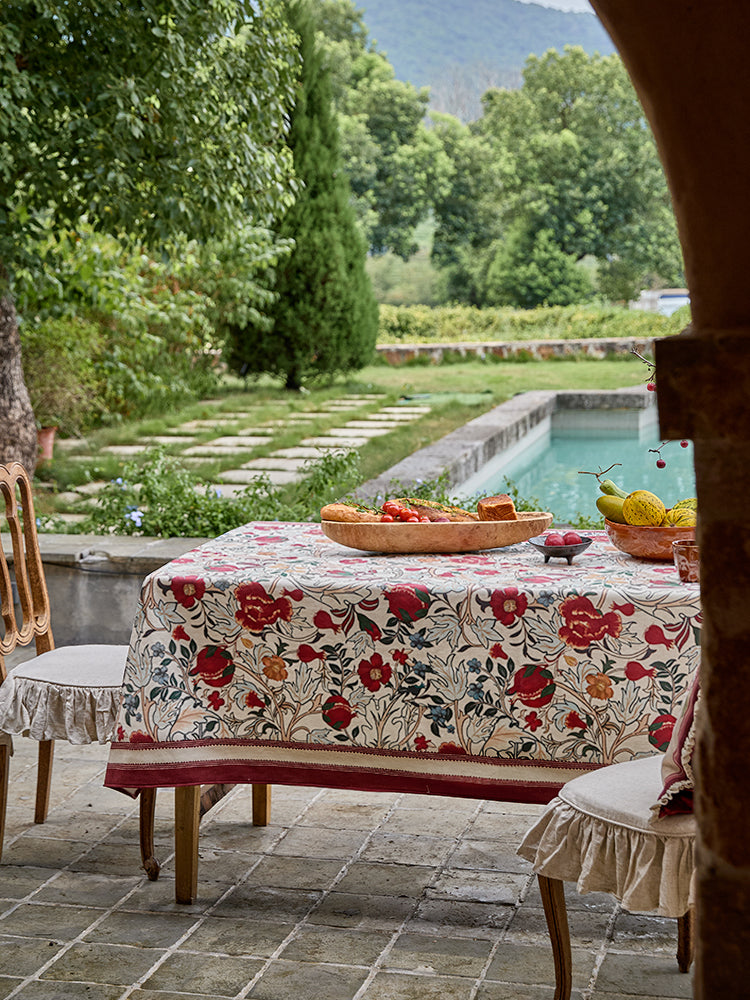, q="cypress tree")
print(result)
[231,0,378,390]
